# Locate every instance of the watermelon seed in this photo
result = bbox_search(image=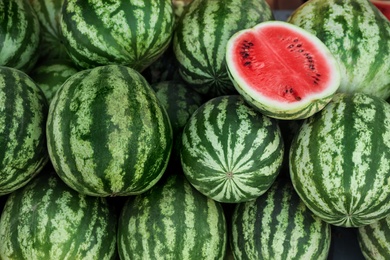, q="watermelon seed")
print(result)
[244,61,251,66]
